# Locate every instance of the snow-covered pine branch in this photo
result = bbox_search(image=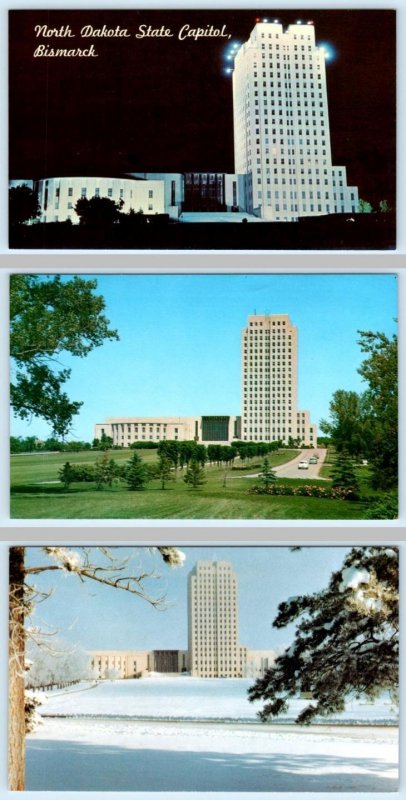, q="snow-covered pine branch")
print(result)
[248,547,398,724]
